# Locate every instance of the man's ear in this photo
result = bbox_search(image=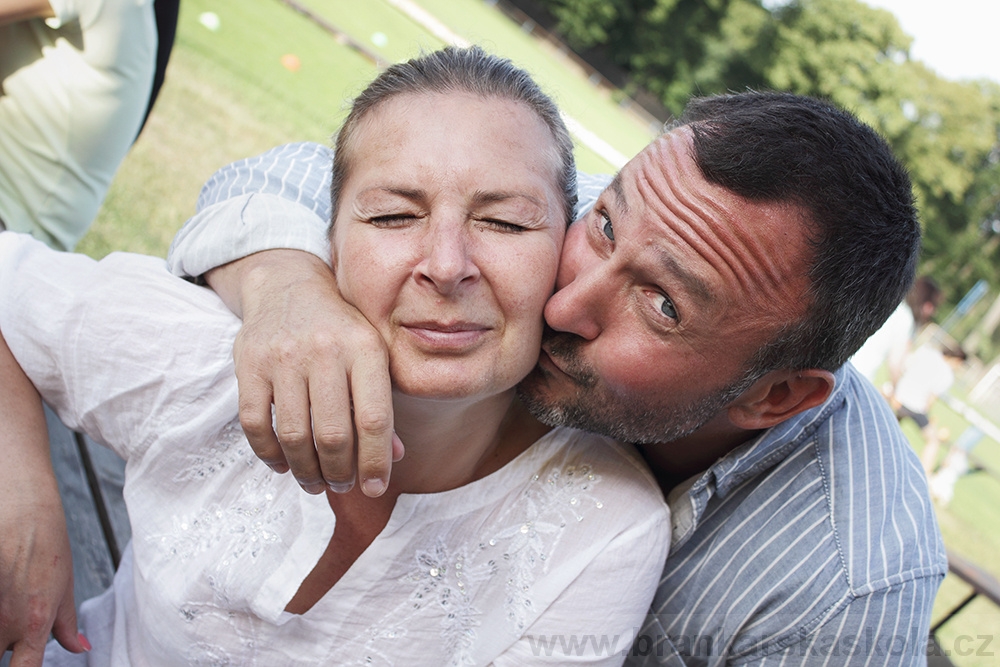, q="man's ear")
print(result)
[727,369,835,431]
